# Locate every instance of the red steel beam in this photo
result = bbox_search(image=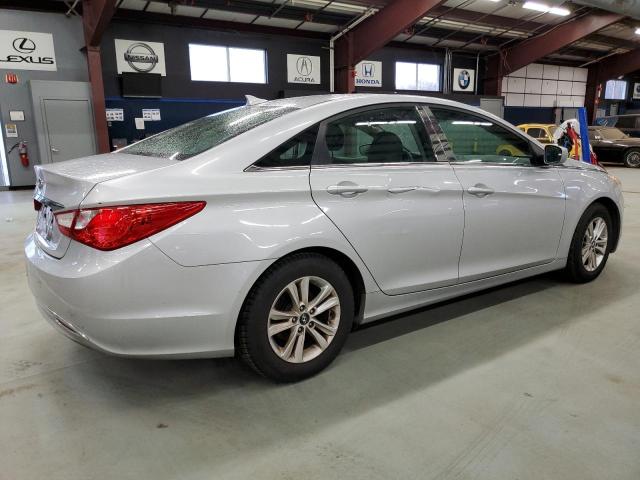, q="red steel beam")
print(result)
[82,0,116,153]
[485,10,624,95]
[334,0,446,93]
